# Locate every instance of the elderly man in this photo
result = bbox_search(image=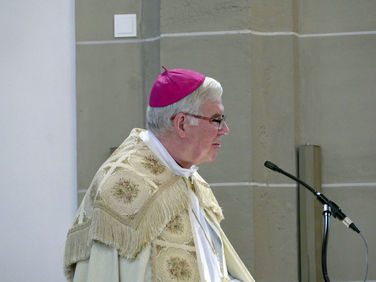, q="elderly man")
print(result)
[64,68,255,282]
